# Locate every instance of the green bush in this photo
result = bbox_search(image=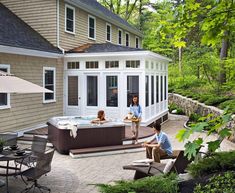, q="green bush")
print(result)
[193,171,235,193]
[168,103,185,115]
[218,99,235,114]
[204,96,230,106]
[189,113,201,123]
[187,151,235,178]
[97,173,179,193]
